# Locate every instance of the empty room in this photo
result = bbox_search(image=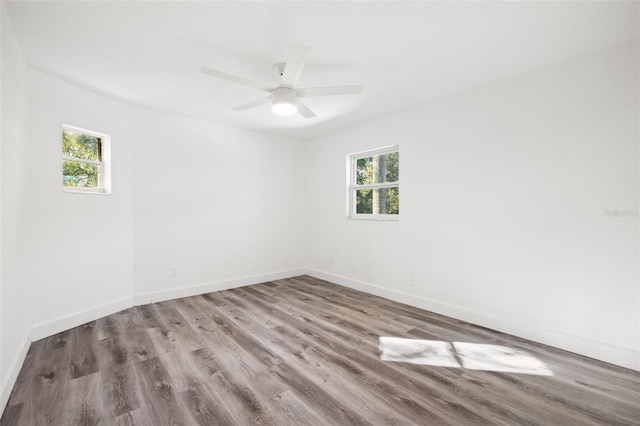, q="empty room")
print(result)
[1,1,639,425]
